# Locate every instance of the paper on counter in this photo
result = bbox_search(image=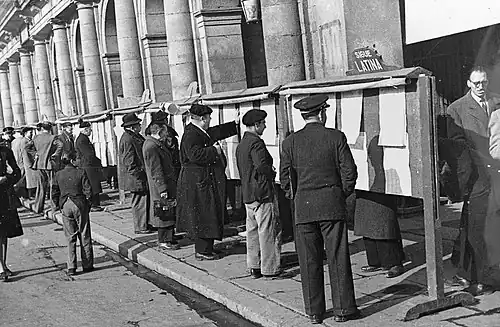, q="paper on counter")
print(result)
[350,132,368,190]
[325,93,337,129]
[340,90,363,144]
[261,99,278,146]
[290,95,306,132]
[383,134,412,196]
[379,86,407,147]
[211,106,220,127]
